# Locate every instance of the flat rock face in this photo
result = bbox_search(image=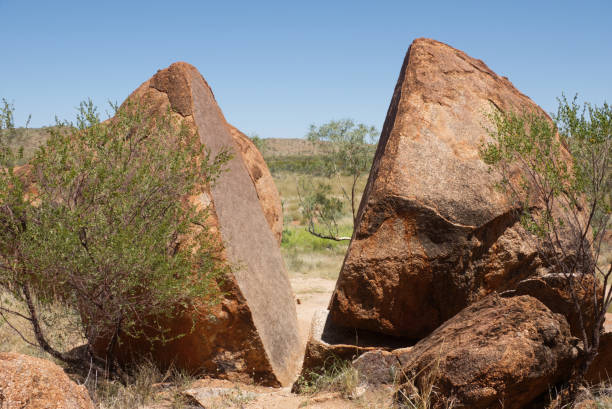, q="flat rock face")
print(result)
[227,124,283,244]
[98,62,299,386]
[395,294,575,409]
[329,38,578,339]
[0,352,94,409]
